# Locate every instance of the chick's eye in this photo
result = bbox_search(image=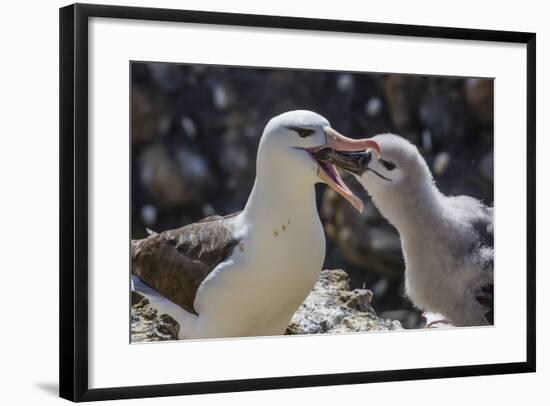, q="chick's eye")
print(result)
[380,159,396,171]
[293,128,315,138]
